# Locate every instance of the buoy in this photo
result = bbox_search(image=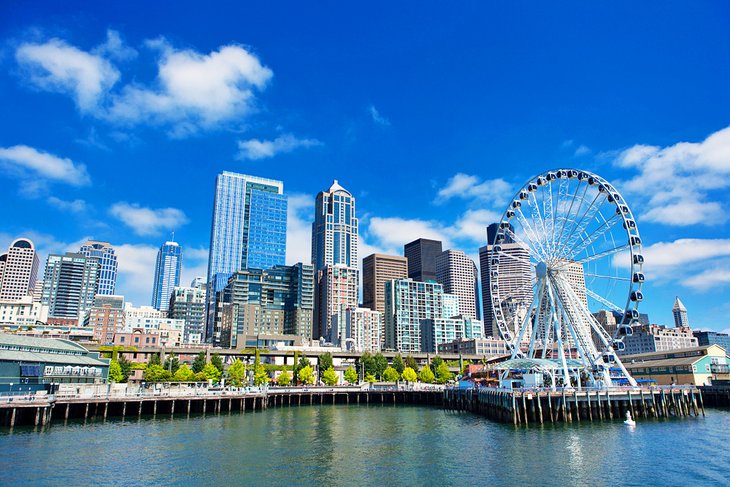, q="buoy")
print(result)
[624,410,636,426]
